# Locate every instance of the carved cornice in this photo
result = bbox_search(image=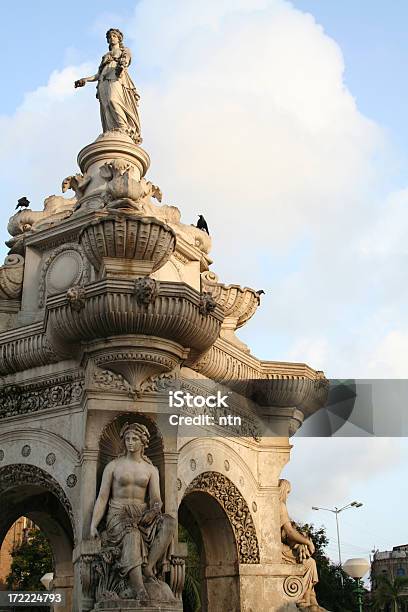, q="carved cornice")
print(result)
[185,472,260,564]
[0,281,224,376]
[0,373,84,419]
[191,338,329,418]
[87,336,187,392]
